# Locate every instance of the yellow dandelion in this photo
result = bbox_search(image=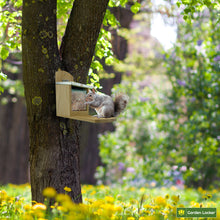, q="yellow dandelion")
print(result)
[94,208,103,216]
[140,216,158,220]
[82,189,86,194]
[202,195,208,200]
[8,198,15,204]
[111,214,117,220]
[207,194,212,199]
[154,205,160,210]
[212,189,217,194]
[32,203,47,211]
[56,193,71,203]
[140,187,146,193]
[171,195,180,203]
[91,200,103,209]
[0,190,8,201]
[167,204,175,210]
[22,213,34,220]
[143,204,152,209]
[62,200,75,211]
[165,194,169,199]
[90,190,96,195]
[144,210,151,215]
[64,186,72,192]
[114,205,123,212]
[155,196,167,207]
[85,198,95,204]
[191,201,200,208]
[23,204,32,211]
[57,205,68,212]
[206,201,216,207]
[127,217,135,220]
[105,196,114,203]
[43,187,57,198]
[129,187,136,191]
[100,203,116,216]
[198,187,203,192]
